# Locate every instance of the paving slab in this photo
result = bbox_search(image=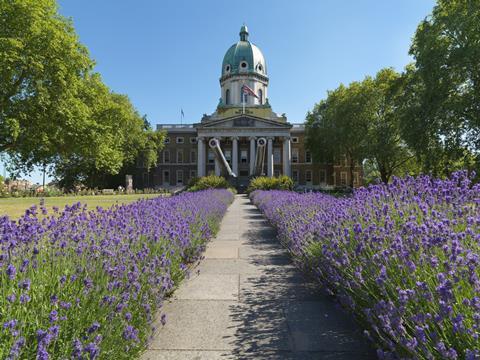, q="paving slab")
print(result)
[239,274,323,301]
[173,274,239,300]
[142,195,375,360]
[197,258,296,275]
[284,301,372,353]
[204,244,239,259]
[149,300,237,350]
[239,243,289,258]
